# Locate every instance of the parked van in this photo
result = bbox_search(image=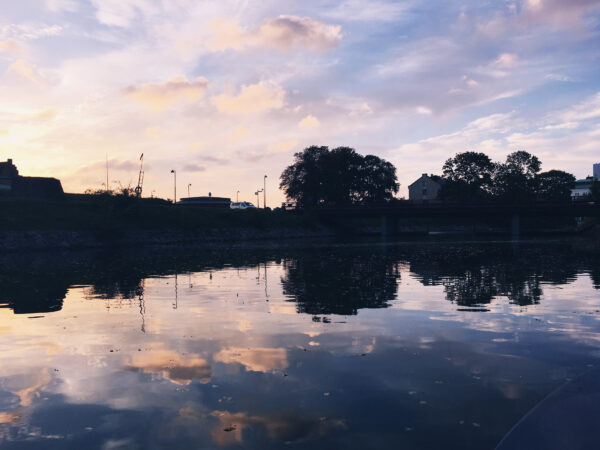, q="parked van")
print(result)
[230,201,256,209]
